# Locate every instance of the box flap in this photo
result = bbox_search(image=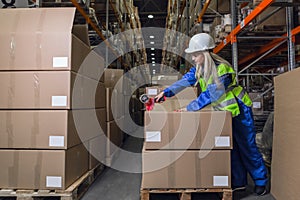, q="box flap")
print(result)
[0,8,75,33]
